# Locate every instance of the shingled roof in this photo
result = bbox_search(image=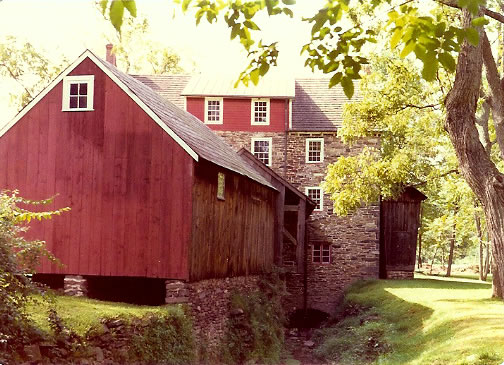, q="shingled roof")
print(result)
[93,55,274,189]
[291,78,361,131]
[132,75,190,109]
